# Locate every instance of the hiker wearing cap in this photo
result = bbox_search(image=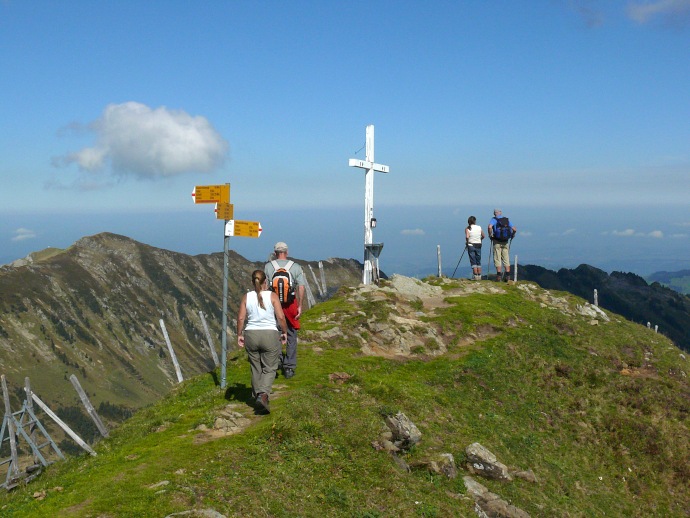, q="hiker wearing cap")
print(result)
[236,270,288,414]
[465,216,485,280]
[264,242,306,379]
[488,209,516,282]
